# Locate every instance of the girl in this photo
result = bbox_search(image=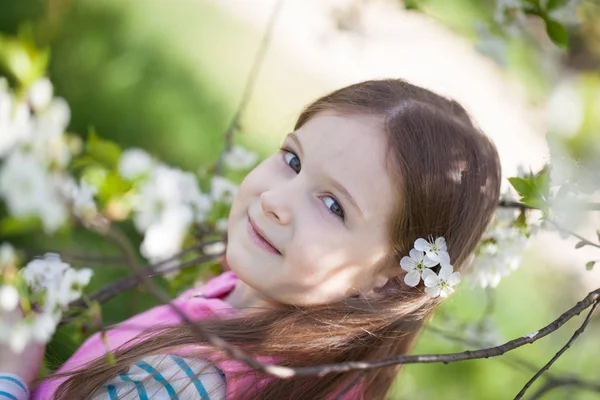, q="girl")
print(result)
[3,79,501,399]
